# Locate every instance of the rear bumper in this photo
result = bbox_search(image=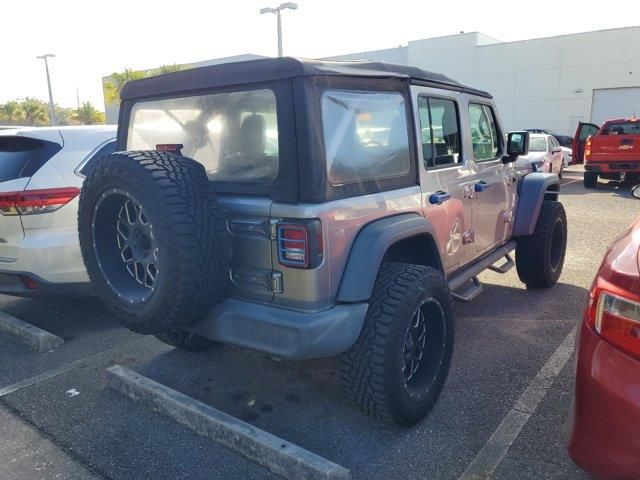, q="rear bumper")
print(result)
[0,224,88,285]
[0,270,92,297]
[188,298,369,359]
[585,162,640,174]
[568,322,640,479]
